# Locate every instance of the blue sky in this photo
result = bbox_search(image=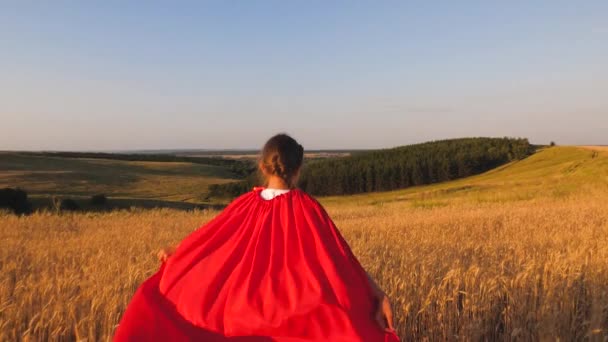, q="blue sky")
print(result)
[1,1,607,150]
